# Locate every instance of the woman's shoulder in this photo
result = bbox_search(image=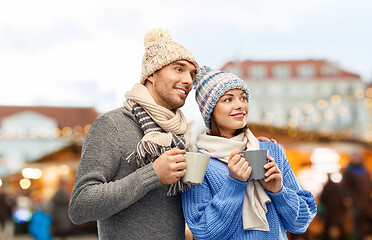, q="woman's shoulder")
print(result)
[259,140,288,170]
[259,140,281,151]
